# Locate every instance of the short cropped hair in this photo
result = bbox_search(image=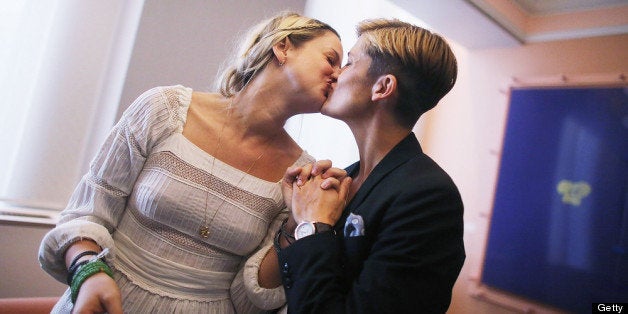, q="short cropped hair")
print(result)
[357,19,457,127]
[218,12,339,97]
